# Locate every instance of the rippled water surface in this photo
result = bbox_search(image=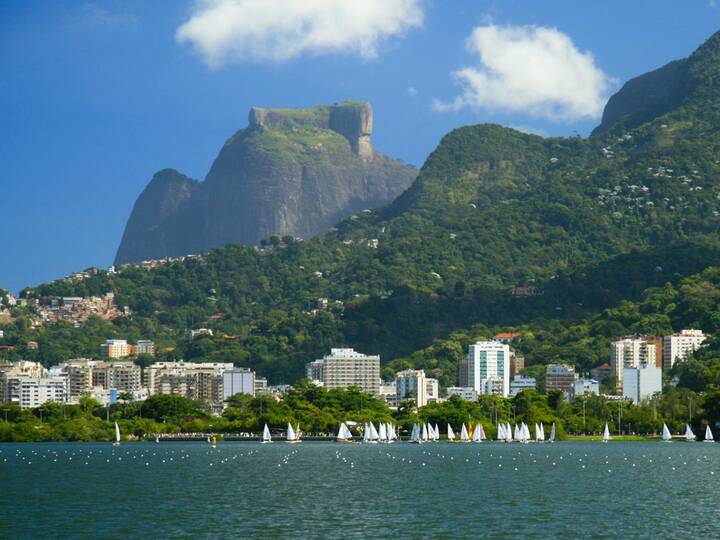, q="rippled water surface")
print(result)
[2,441,719,538]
